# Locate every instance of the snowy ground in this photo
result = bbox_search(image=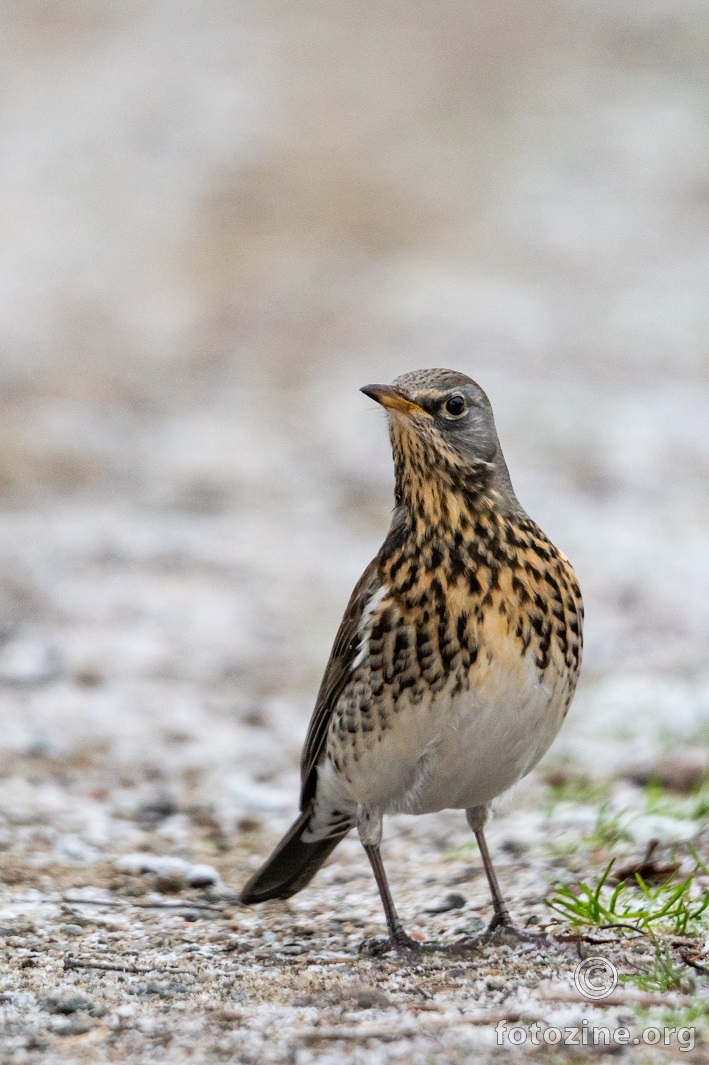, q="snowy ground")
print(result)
[2,1,709,1061]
